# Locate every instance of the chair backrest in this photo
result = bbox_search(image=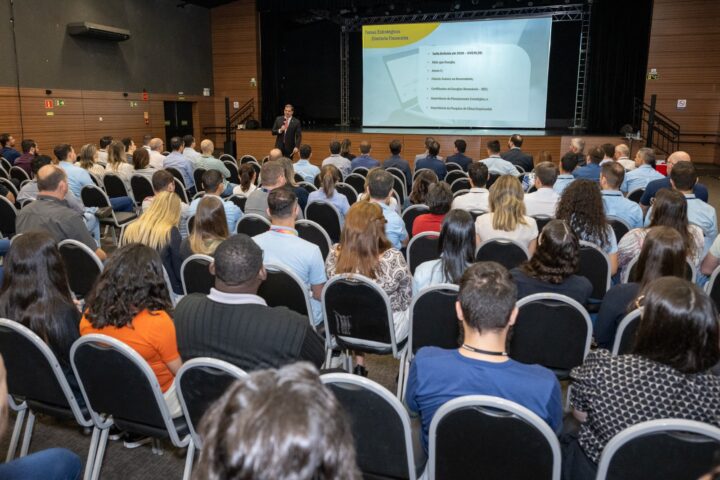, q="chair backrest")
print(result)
[226,194,247,211]
[0,319,89,425]
[130,175,154,205]
[192,191,205,201]
[174,178,189,203]
[612,309,641,356]
[293,173,305,183]
[344,173,367,195]
[193,168,207,191]
[449,177,471,193]
[486,173,500,188]
[298,181,317,194]
[239,155,257,164]
[391,175,406,204]
[181,254,214,295]
[166,167,185,186]
[89,172,103,189]
[335,182,358,205]
[532,215,553,233]
[176,358,247,448]
[623,256,695,283]
[322,274,399,356]
[509,293,592,377]
[9,166,29,183]
[402,204,430,239]
[413,168,433,181]
[235,213,271,236]
[80,184,111,209]
[406,232,440,275]
[627,188,644,203]
[295,219,332,260]
[322,374,419,480]
[0,195,17,237]
[475,238,530,270]
[706,265,720,312]
[0,177,18,197]
[607,216,631,242]
[453,189,470,198]
[428,395,561,480]
[578,241,611,300]
[445,170,468,186]
[352,166,369,177]
[58,239,103,298]
[0,165,8,180]
[0,157,11,173]
[71,334,187,444]
[596,419,720,480]
[305,201,342,243]
[257,264,312,318]
[224,161,241,184]
[386,167,407,187]
[445,162,463,172]
[248,162,261,184]
[103,172,130,198]
[219,154,236,164]
[409,284,460,357]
